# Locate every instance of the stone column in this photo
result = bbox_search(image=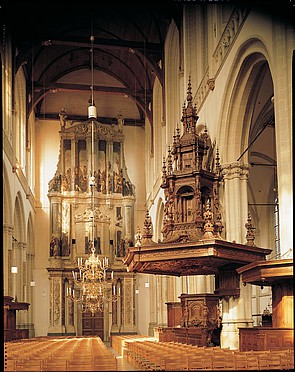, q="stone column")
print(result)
[221,162,250,243]
[14,241,21,302]
[196,275,207,293]
[159,276,168,327]
[272,21,293,256]
[47,269,66,335]
[18,242,28,326]
[187,275,197,294]
[221,282,253,349]
[120,274,137,333]
[111,278,121,334]
[3,224,13,295]
[219,162,253,349]
[26,251,35,337]
[148,275,158,336]
[181,275,191,294]
[174,276,184,298]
